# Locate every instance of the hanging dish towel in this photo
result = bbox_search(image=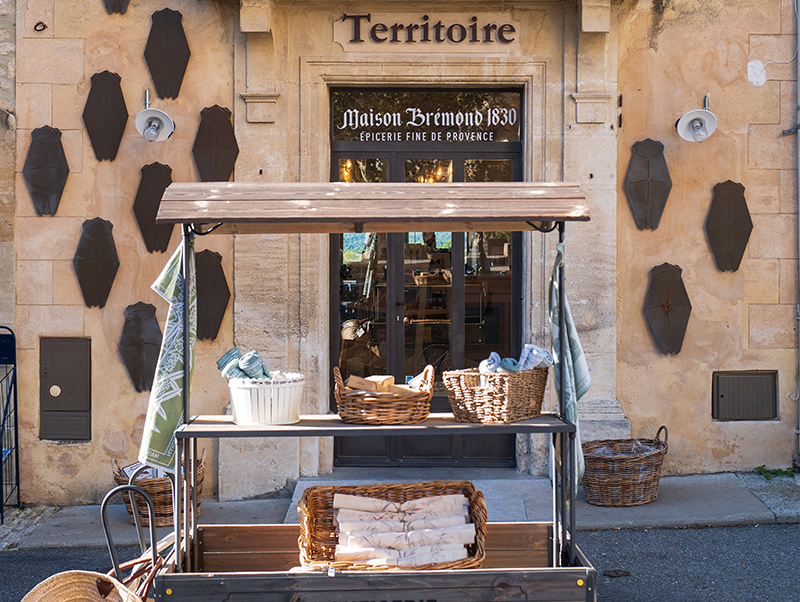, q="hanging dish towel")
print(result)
[549,241,591,483]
